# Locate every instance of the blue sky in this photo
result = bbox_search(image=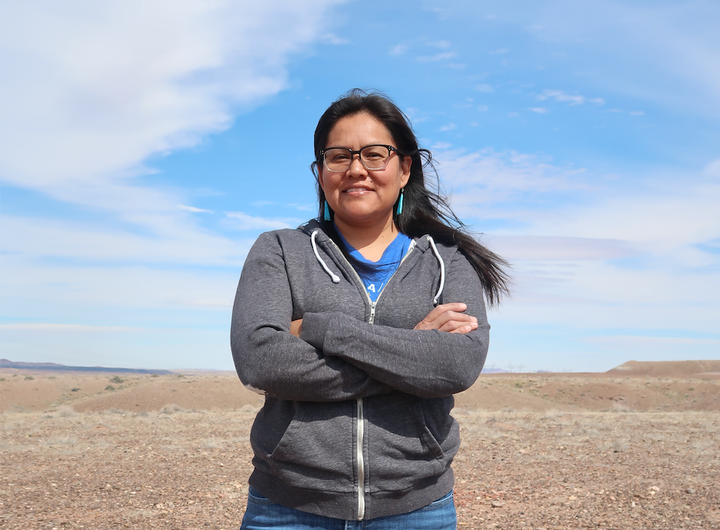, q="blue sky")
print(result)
[1,0,718,372]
